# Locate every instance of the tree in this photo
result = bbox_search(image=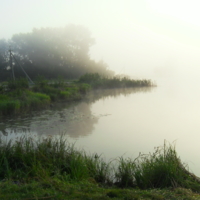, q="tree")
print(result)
[0,25,114,81]
[0,39,12,80]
